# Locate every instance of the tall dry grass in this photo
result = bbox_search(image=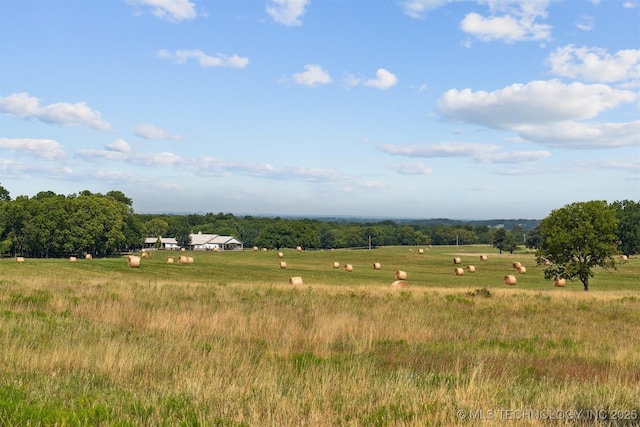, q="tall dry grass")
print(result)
[1,273,639,425]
